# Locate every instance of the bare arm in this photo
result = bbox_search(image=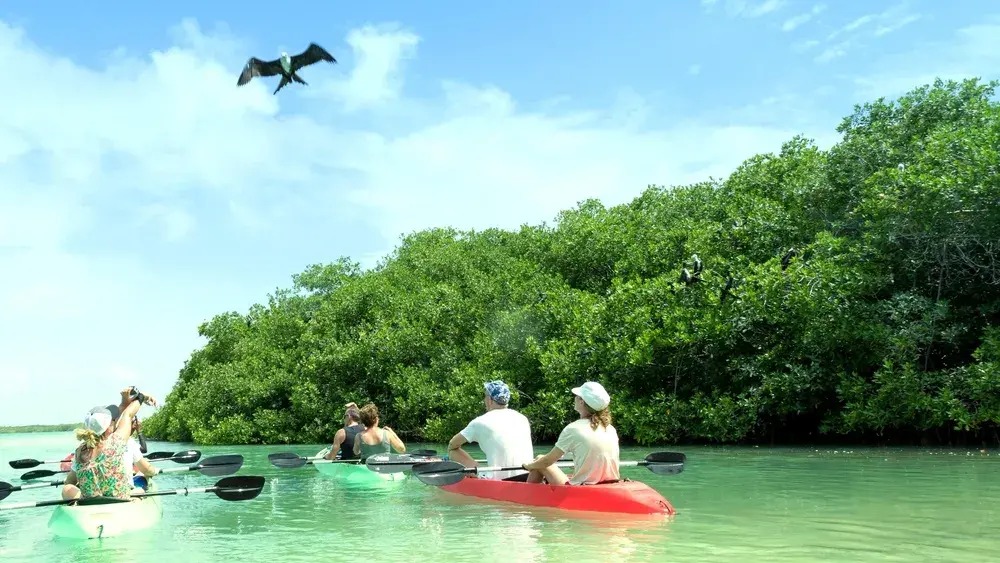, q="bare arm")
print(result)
[324,428,346,460]
[64,470,77,486]
[384,427,406,453]
[522,446,565,471]
[447,433,477,469]
[134,457,158,478]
